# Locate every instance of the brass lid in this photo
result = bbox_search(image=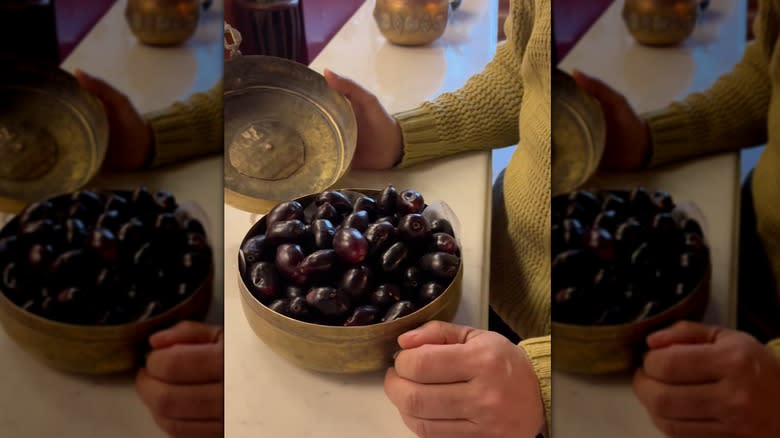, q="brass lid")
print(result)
[0,61,108,208]
[223,55,357,213]
[551,68,606,196]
